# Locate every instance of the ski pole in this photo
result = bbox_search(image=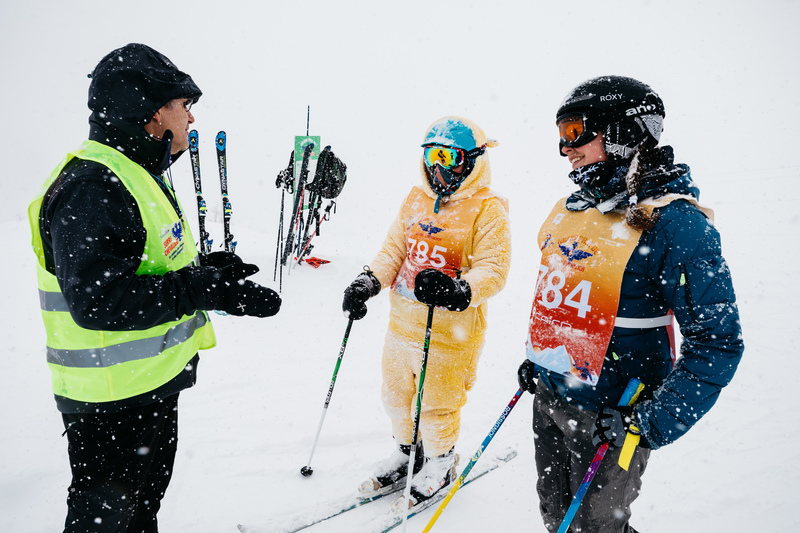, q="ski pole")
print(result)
[273,189,285,291]
[273,151,294,290]
[422,387,524,532]
[282,143,314,267]
[294,201,334,268]
[401,304,436,532]
[300,318,355,477]
[556,378,645,533]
